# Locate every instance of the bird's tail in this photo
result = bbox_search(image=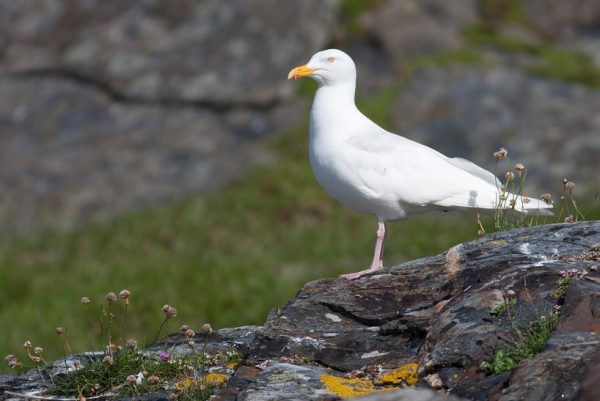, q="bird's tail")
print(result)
[499,193,553,216]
